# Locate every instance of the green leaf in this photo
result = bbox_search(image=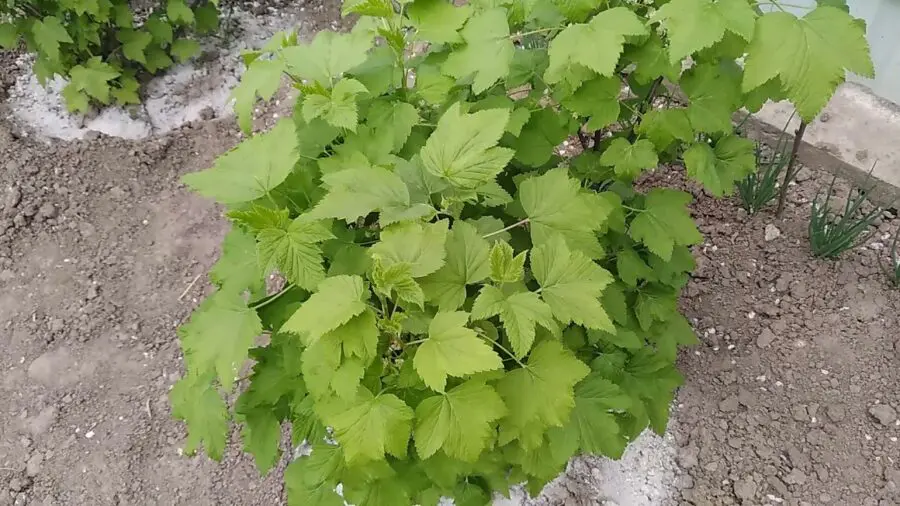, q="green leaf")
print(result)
[302,78,369,130]
[258,218,333,290]
[343,0,394,17]
[307,161,428,225]
[531,236,614,331]
[442,8,514,93]
[651,0,756,64]
[568,373,631,457]
[239,410,282,474]
[743,7,873,121]
[211,226,265,295]
[599,138,659,180]
[167,0,195,24]
[302,336,365,399]
[372,259,425,308]
[231,59,286,133]
[413,64,456,106]
[420,103,514,189]
[414,380,506,460]
[489,241,526,283]
[117,29,152,64]
[179,290,262,390]
[317,387,414,463]
[282,275,368,345]
[496,341,590,445]
[69,57,120,103]
[629,188,702,261]
[421,221,491,310]
[470,285,556,358]
[545,7,647,84]
[182,120,298,204]
[408,0,472,44]
[0,23,19,50]
[285,447,345,506]
[170,373,229,460]
[519,167,611,258]
[32,17,73,63]
[511,108,568,167]
[282,30,372,86]
[682,62,742,133]
[507,47,549,88]
[683,135,755,196]
[636,108,693,151]
[616,247,655,287]
[366,101,420,152]
[145,46,174,73]
[145,16,173,45]
[61,85,90,114]
[625,32,680,84]
[330,309,380,362]
[111,76,141,105]
[171,38,201,62]
[195,3,220,33]
[634,285,678,331]
[414,311,503,392]
[370,220,449,277]
[560,76,620,132]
